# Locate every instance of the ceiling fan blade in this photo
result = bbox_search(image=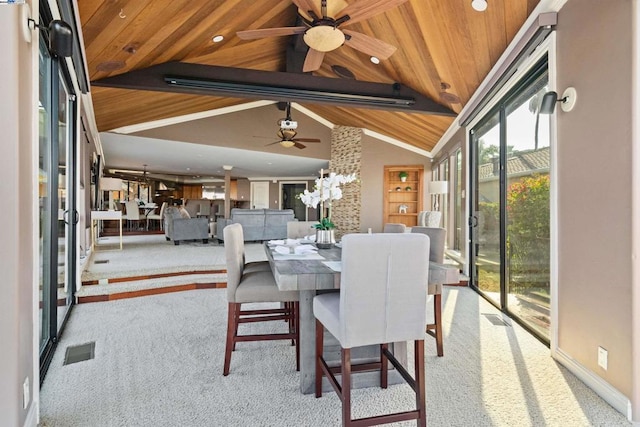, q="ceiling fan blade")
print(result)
[293,142,307,149]
[343,29,397,60]
[237,26,306,40]
[265,141,282,146]
[302,48,325,72]
[291,0,322,21]
[337,0,409,27]
[292,138,321,143]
